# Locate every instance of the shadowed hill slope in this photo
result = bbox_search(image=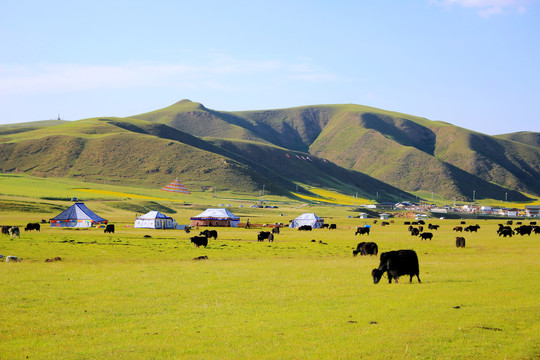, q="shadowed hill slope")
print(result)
[132,100,538,200]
